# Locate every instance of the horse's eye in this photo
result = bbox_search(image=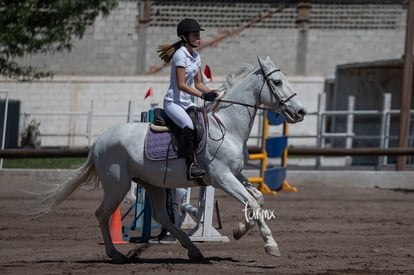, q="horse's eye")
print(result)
[273,80,282,86]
